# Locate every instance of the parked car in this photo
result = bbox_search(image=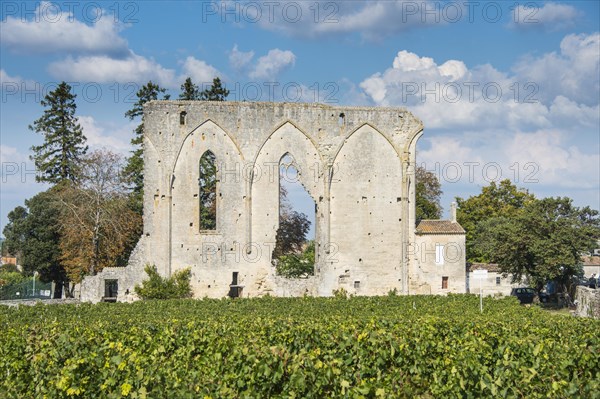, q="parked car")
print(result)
[576,277,589,286]
[538,291,550,303]
[510,287,537,304]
